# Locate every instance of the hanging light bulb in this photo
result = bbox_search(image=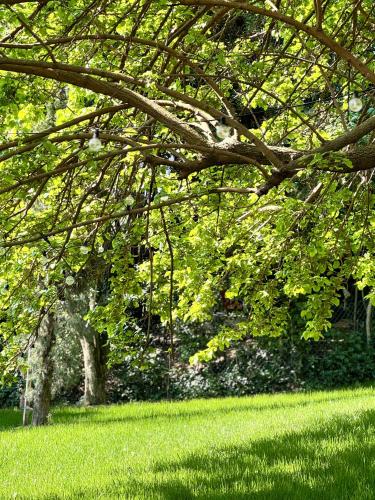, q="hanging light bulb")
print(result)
[216,117,232,140]
[124,195,135,206]
[80,246,90,255]
[88,128,102,152]
[348,95,363,112]
[65,276,75,286]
